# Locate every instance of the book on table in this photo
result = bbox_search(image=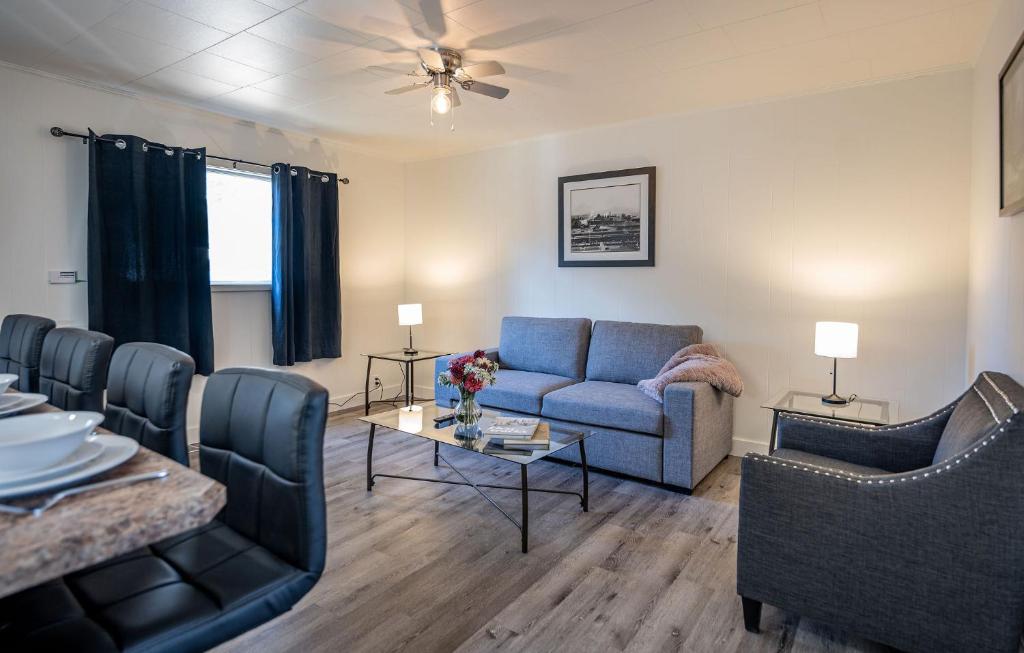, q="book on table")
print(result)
[483,423,550,454]
[483,416,541,438]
